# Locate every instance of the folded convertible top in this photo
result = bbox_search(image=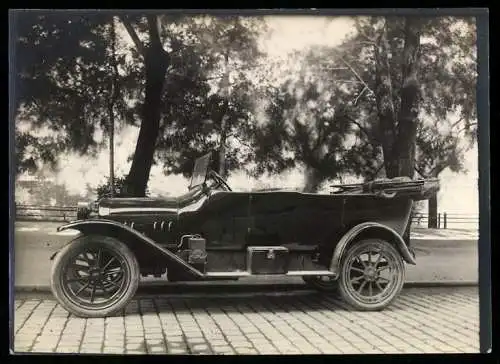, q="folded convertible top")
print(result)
[331,177,440,200]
